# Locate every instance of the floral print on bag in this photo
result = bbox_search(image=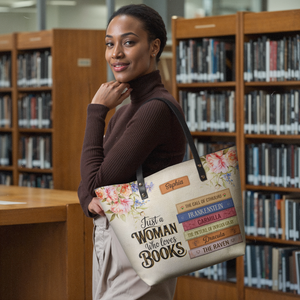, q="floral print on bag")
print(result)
[201,147,238,189]
[95,182,154,222]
